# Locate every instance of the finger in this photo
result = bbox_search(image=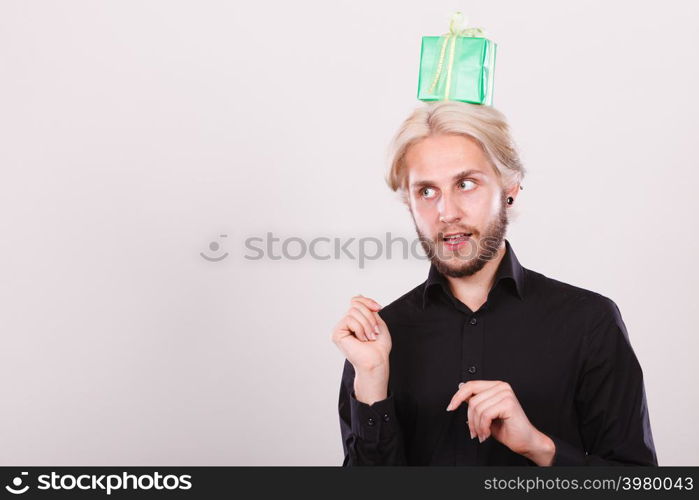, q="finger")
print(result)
[475,393,510,442]
[374,312,384,334]
[375,311,391,334]
[355,294,382,310]
[454,382,475,438]
[351,294,382,312]
[350,302,381,337]
[466,385,510,429]
[346,315,370,342]
[331,315,356,344]
[348,307,376,341]
[447,388,472,412]
[446,380,501,411]
[469,382,515,440]
[467,388,510,440]
[468,383,511,408]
